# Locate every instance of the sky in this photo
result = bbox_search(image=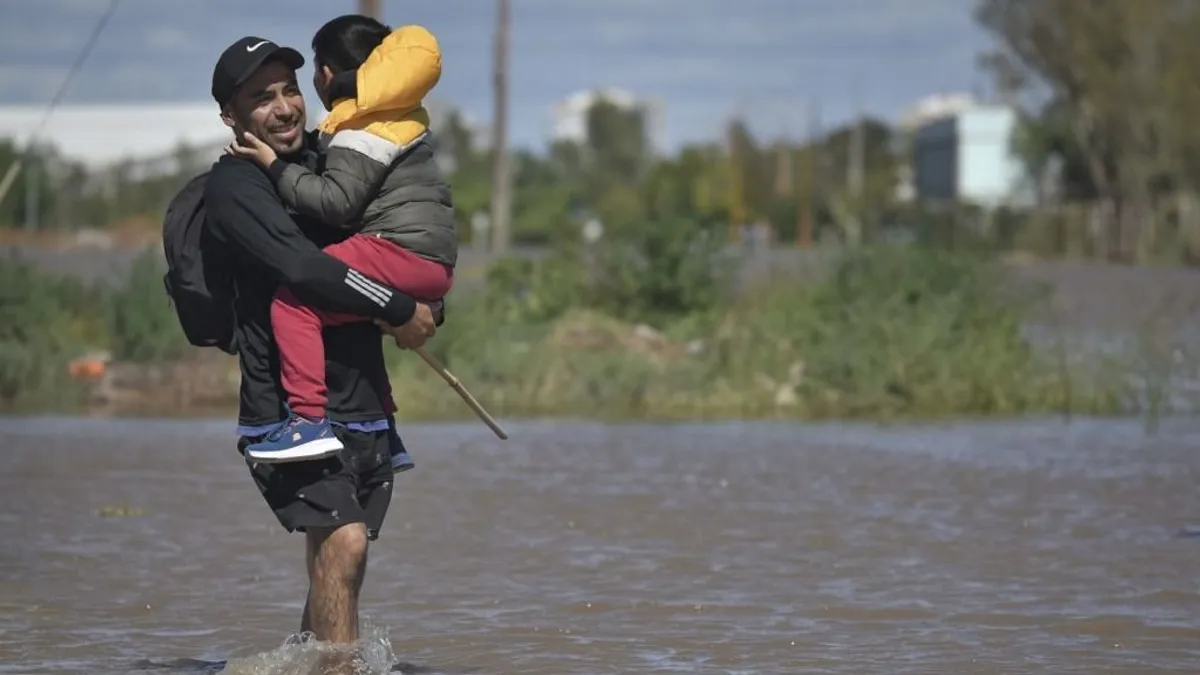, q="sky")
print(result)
[0,0,998,155]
